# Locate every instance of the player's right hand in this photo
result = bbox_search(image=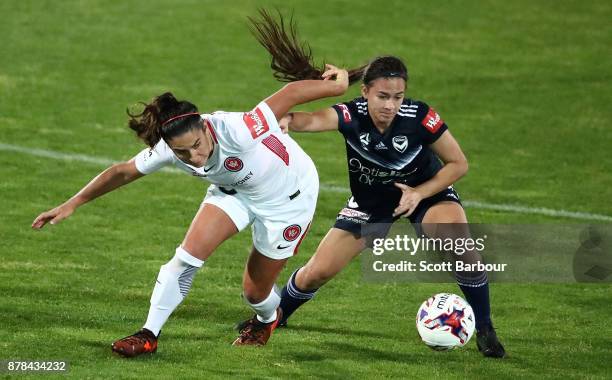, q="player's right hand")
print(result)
[32,203,76,229]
